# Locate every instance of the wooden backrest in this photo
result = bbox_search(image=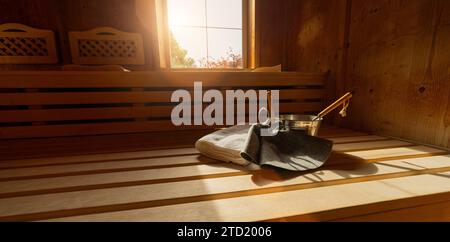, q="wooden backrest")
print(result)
[0,23,58,64]
[69,27,145,65]
[0,71,327,139]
